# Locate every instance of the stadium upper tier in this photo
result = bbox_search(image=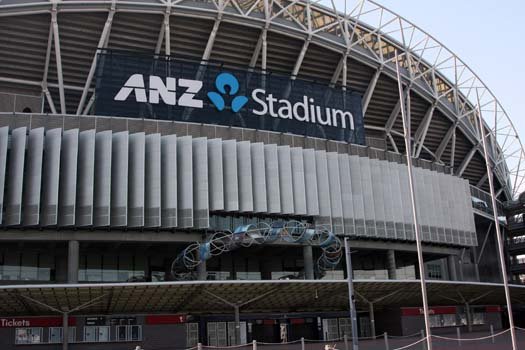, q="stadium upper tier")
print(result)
[0,0,523,201]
